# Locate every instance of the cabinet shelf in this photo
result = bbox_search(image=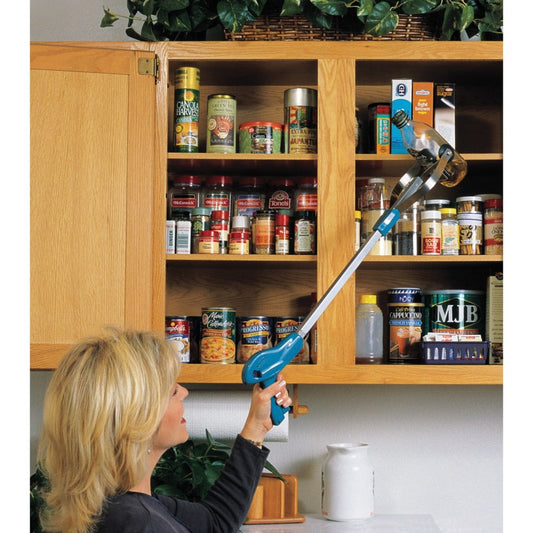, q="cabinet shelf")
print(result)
[177,362,503,385]
[166,255,317,264]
